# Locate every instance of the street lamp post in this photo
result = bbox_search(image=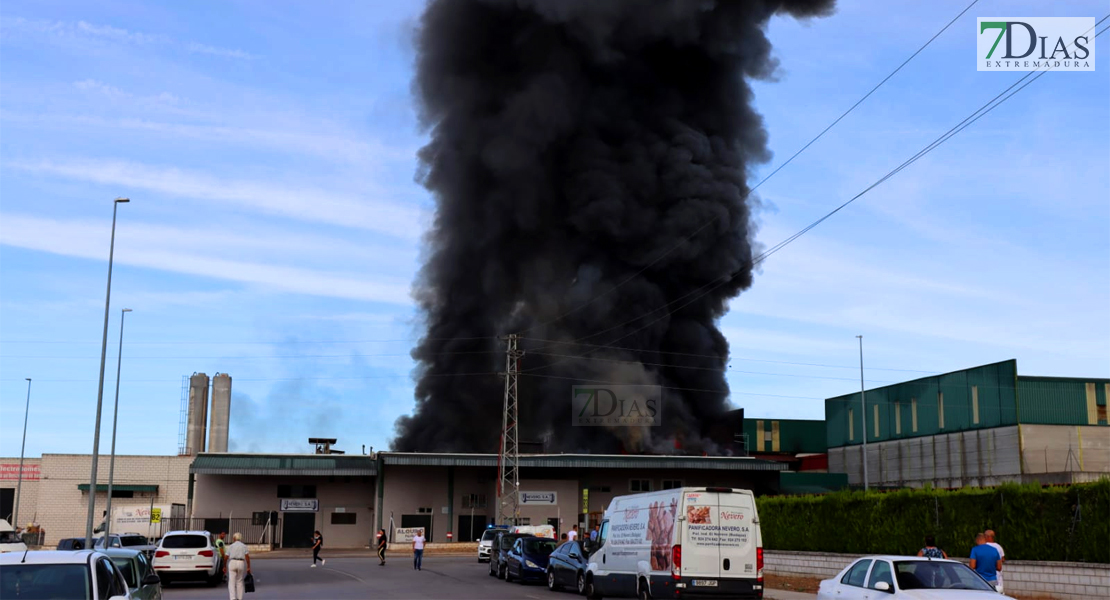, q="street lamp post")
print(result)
[13,378,31,531]
[857,335,869,491]
[85,197,129,547]
[104,308,132,541]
